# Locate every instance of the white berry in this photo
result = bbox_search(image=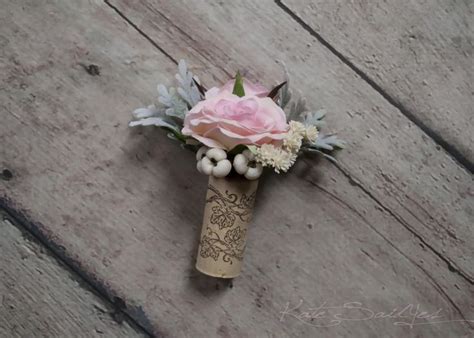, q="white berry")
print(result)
[196,147,232,177]
[232,149,262,180]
